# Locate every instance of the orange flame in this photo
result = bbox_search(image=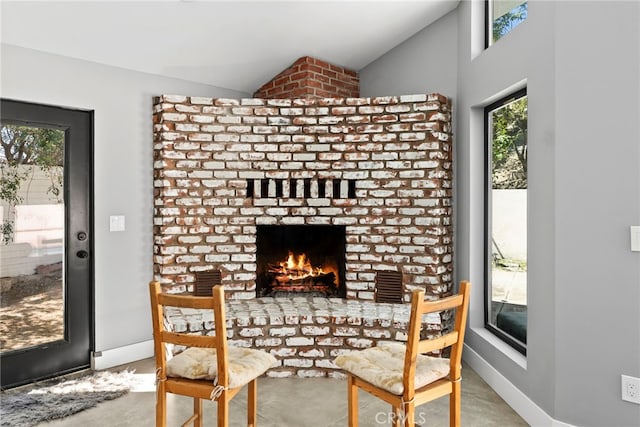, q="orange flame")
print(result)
[277,252,325,280]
